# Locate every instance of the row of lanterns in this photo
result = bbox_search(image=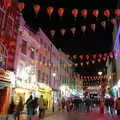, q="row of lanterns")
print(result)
[3,1,120,18]
[49,19,116,37]
[17,2,120,18]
